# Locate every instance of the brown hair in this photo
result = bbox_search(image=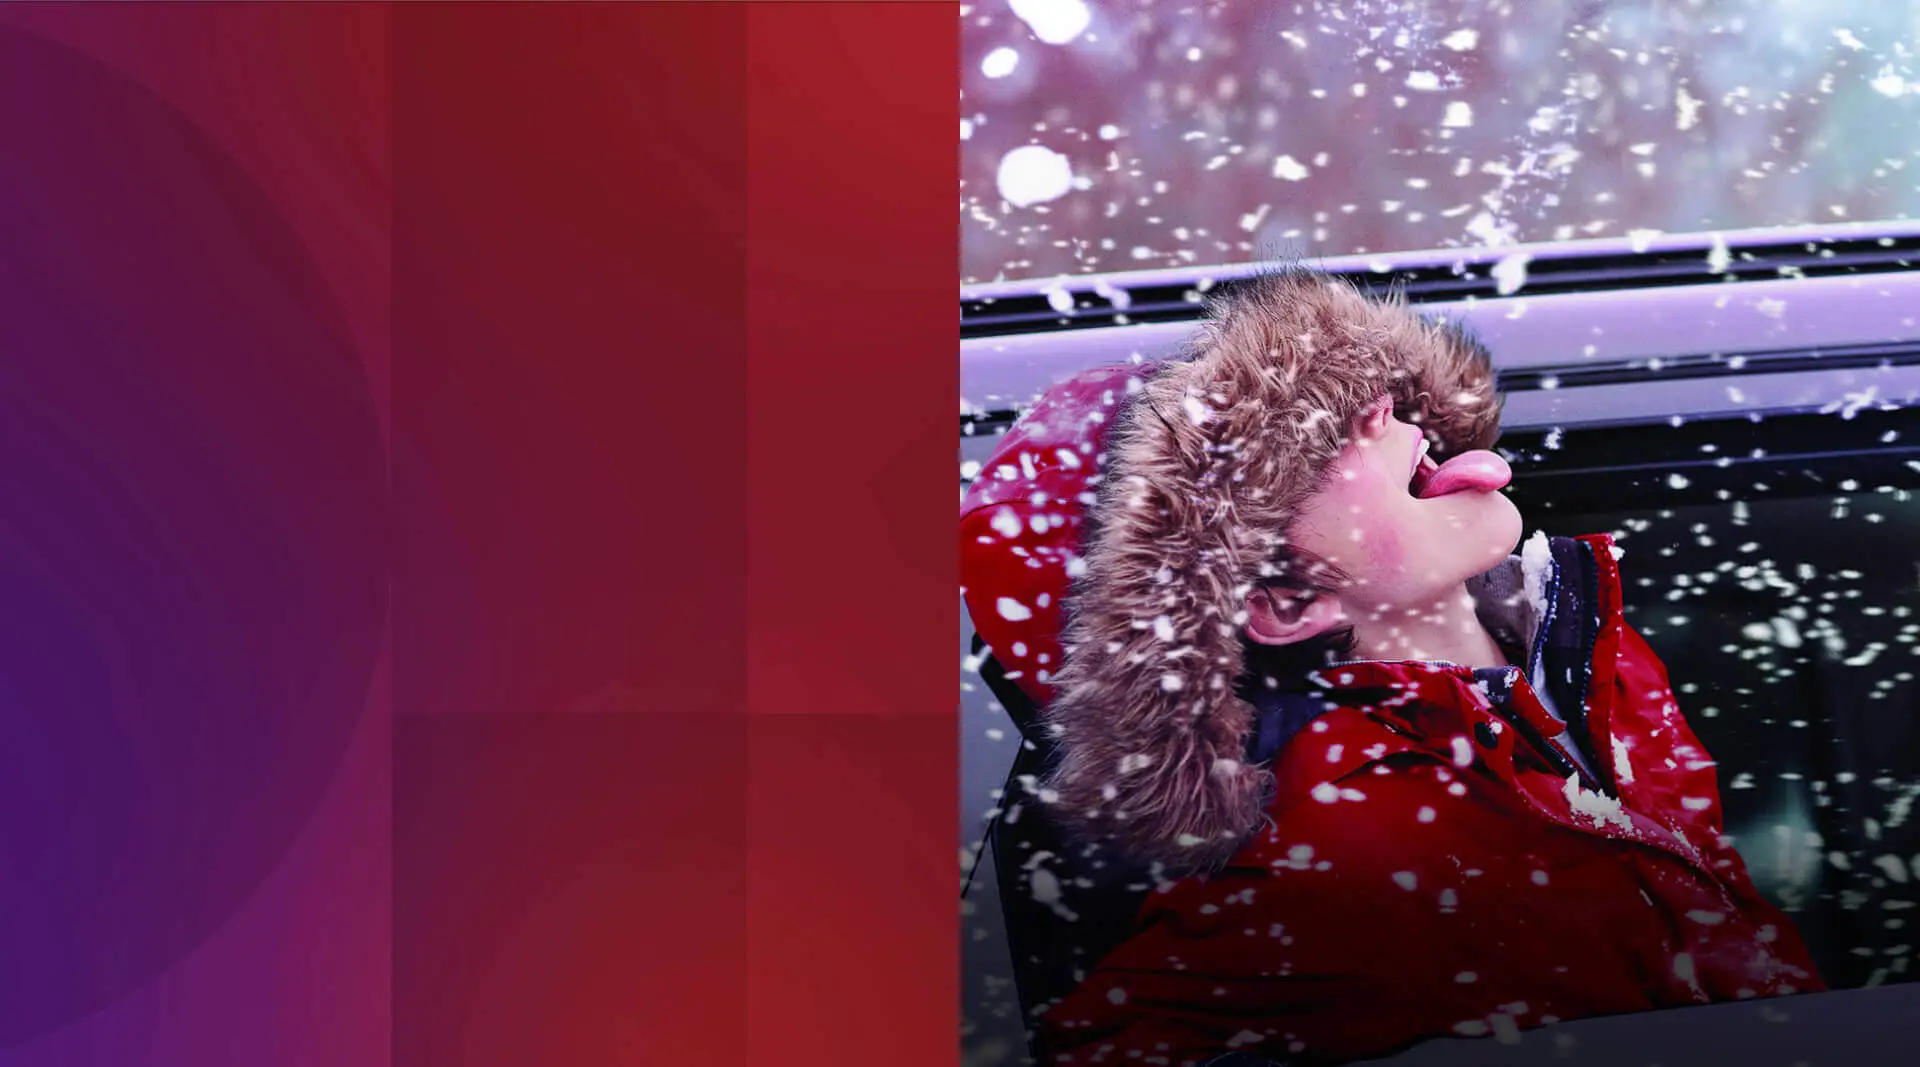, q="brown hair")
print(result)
[1041,269,1501,871]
